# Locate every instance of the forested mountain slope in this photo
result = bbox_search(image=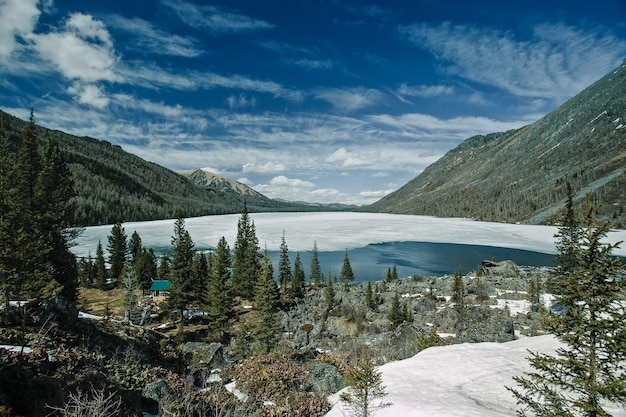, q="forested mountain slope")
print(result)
[363,60,626,227]
[0,110,317,226]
